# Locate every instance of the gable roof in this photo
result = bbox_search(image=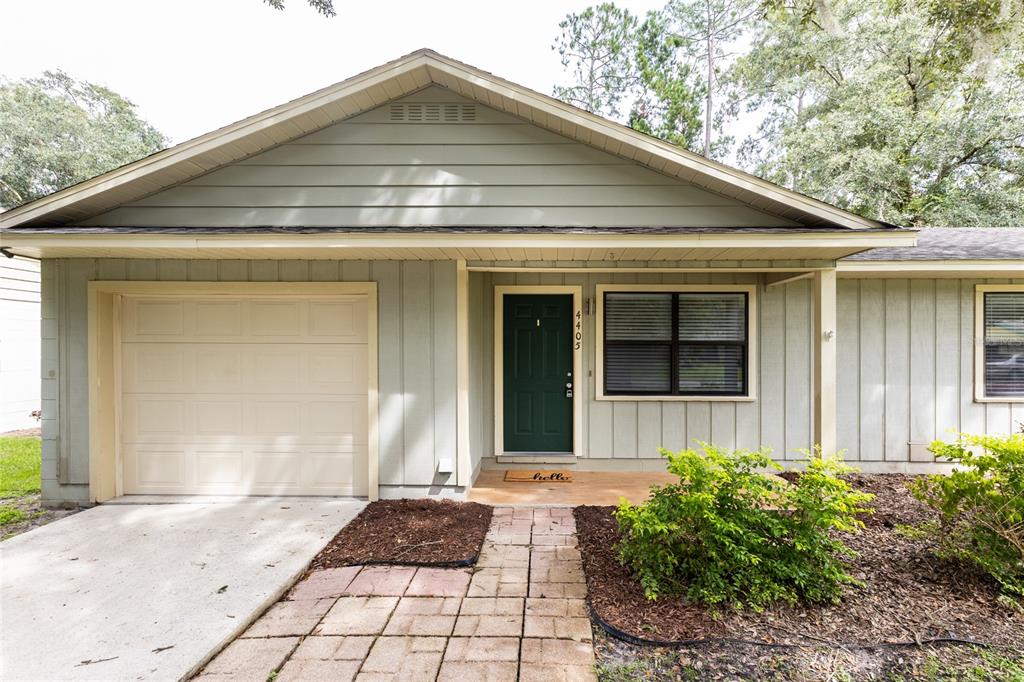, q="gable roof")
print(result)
[0,49,890,232]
